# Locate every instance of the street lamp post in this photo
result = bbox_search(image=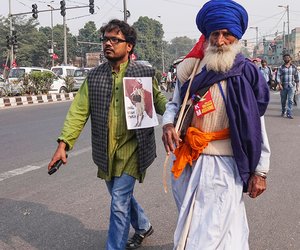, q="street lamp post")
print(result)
[157,15,165,73]
[47,4,54,67]
[161,42,165,73]
[249,26,258,49]
[123,0,127,22]
[278,5,290,53]
[8,0,14,68]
